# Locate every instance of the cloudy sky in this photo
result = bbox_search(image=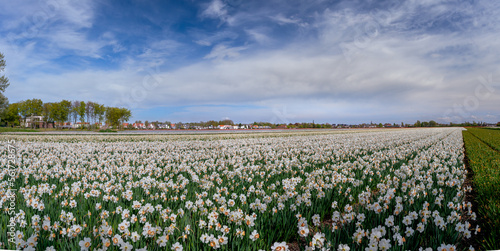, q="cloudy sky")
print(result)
[1,0,499,124]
